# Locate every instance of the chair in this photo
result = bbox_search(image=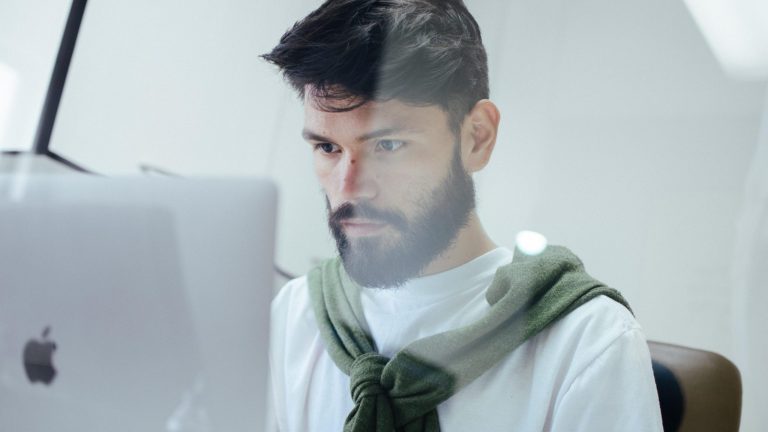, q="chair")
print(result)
[648,341,742,431]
